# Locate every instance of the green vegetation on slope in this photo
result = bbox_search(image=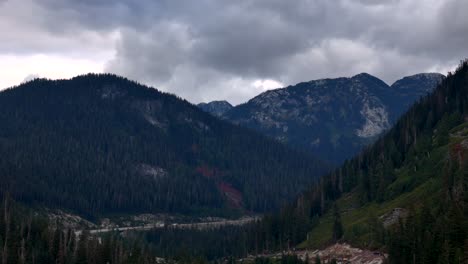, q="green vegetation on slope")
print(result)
[250,60,468,263]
